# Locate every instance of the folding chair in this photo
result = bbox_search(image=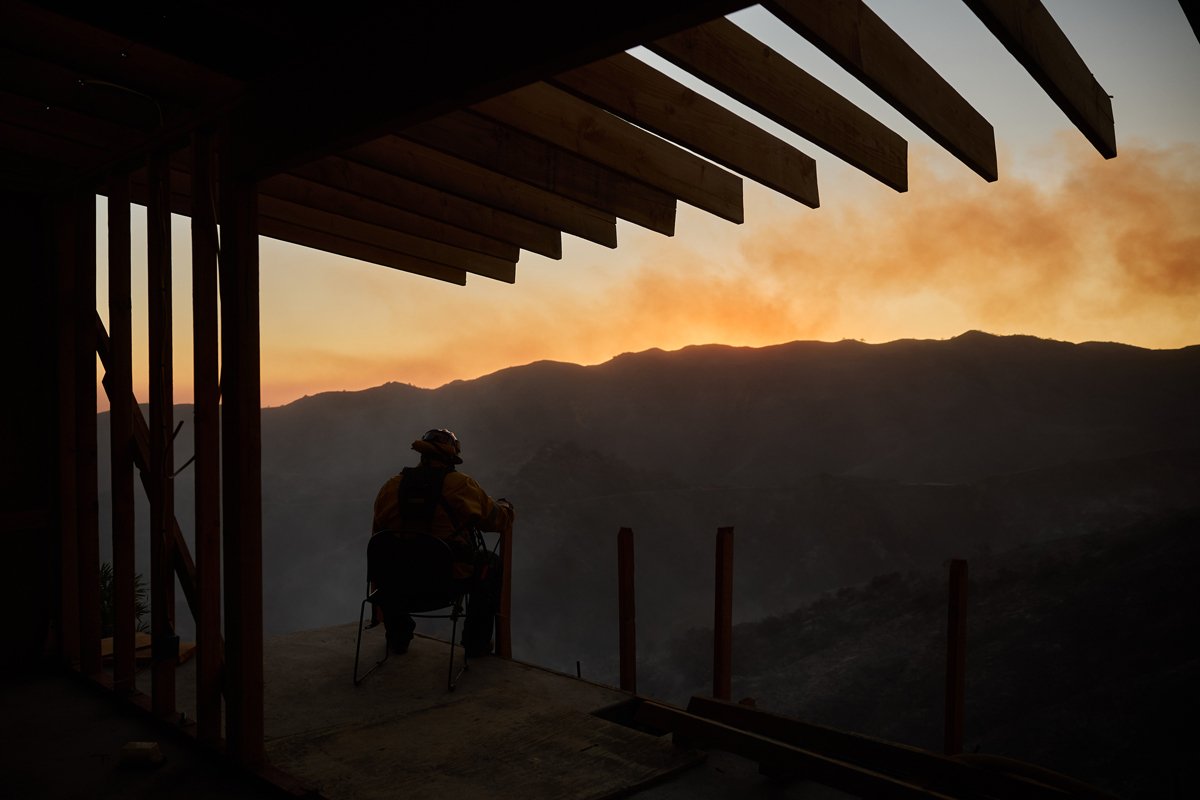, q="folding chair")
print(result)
[353,530,470,690]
